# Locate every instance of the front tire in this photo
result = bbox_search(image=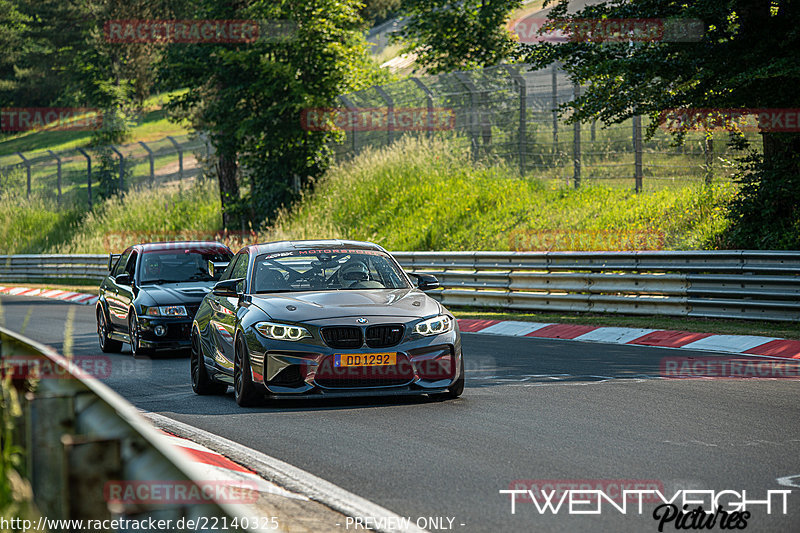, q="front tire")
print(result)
[191,329,227,395]
[128,311,152,357]
[234,336,262,407]
[97,307,122,353]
